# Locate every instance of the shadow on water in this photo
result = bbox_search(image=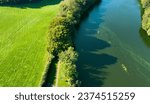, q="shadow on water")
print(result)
[76,35,118,87]
[74,0,118,87]
[77,36,111,51]
[77,52,118,87]
[139,28,150,48]
[0,0,61,8]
